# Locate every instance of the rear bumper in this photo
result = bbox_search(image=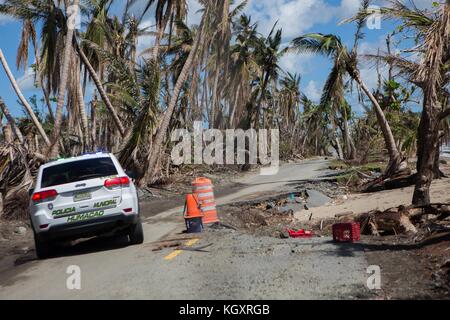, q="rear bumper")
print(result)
[36,213,139,242]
